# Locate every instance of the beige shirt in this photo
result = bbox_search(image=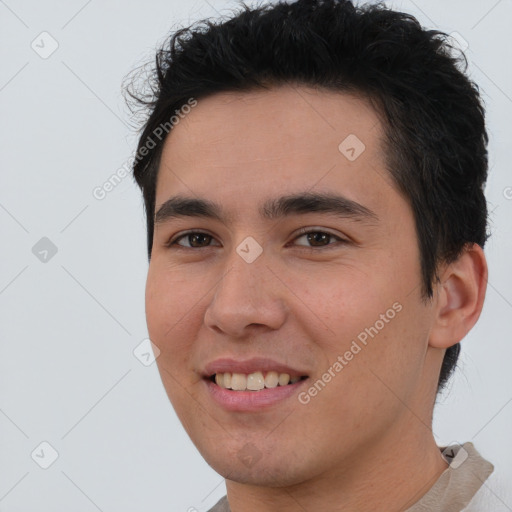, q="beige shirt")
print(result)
[207,442,495,512]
